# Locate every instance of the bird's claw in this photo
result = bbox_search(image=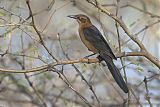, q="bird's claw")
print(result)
[97,55,103,62]
[84,53,96,59]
